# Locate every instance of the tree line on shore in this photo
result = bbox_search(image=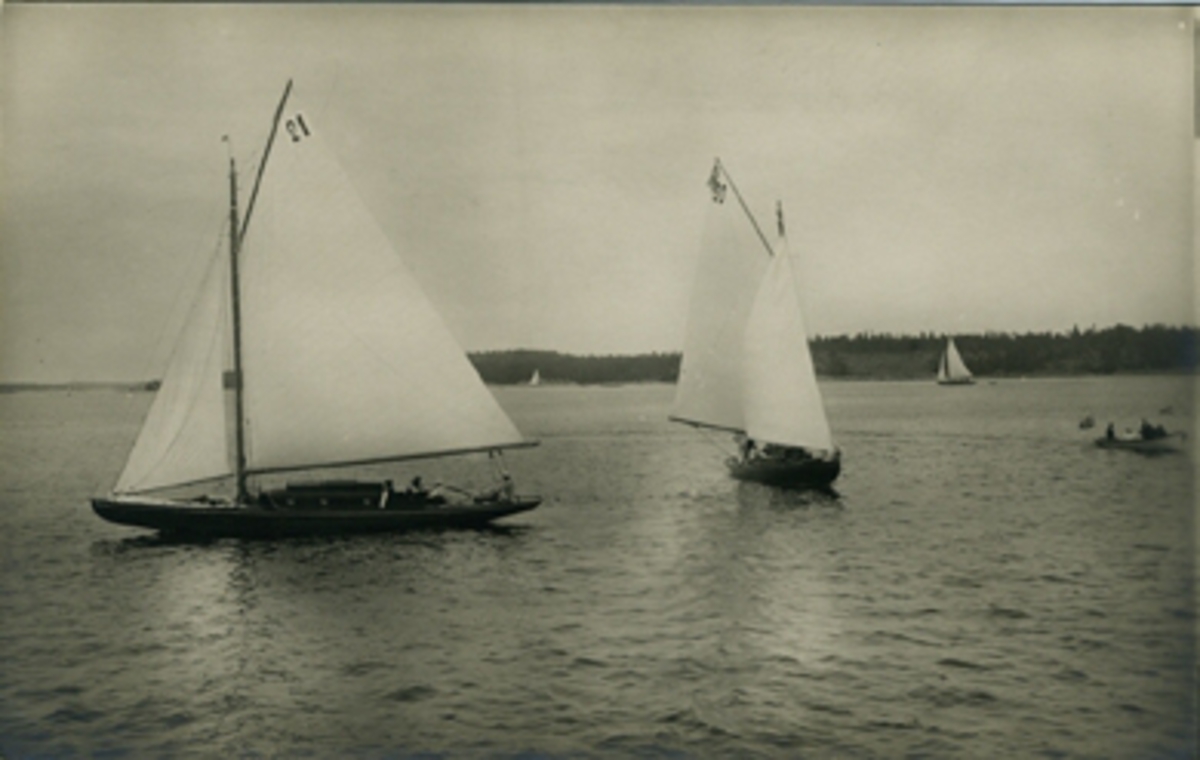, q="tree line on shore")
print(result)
[3,324,1192,392]
[469,324,1197,385]
[812,324,1195,379]
[469,349,680,386]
